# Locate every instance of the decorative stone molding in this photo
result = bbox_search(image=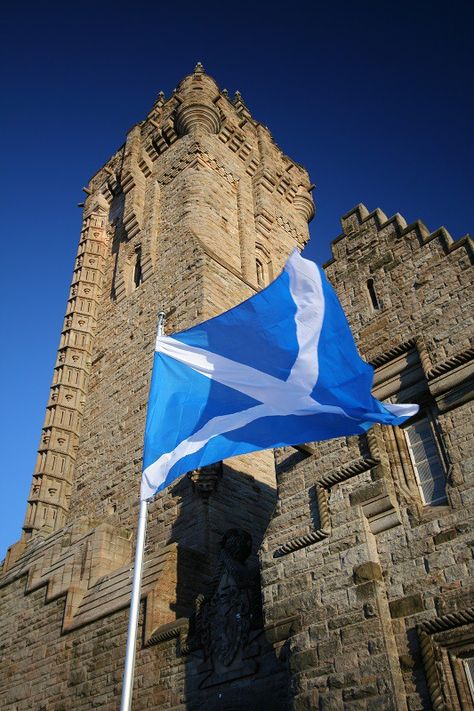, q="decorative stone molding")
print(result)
[254,209,274,239]
[370,338,474,412]
[159,147,237,188]
[23,198,109,538]
[145,617,189,648]
[273,484,330,557]
[187,463,223,501]
[370,339,417,369]
[419,607,474,636]
[357,485,402,534]
[174,63,221,136]
[175,102,221,136]
[2,518,203,642]
[275,215,300,241]
[293,185,315,223]
[273,454,379,557]
[370,340,473,383]
[146,118,179,158]
[232,90,252,121]
[1,520,132,630]
[427,347,474,380]
[319,455,379,488]
[218,124,254,165]
[417,607,474,711]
